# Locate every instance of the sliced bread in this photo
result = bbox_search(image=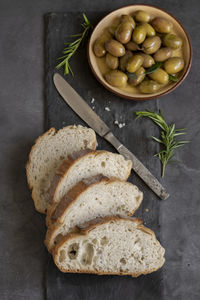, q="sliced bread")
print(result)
[26,125,97,213]
[45,175,143,252]
[53,216,165,276]
[46,150,132,220]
